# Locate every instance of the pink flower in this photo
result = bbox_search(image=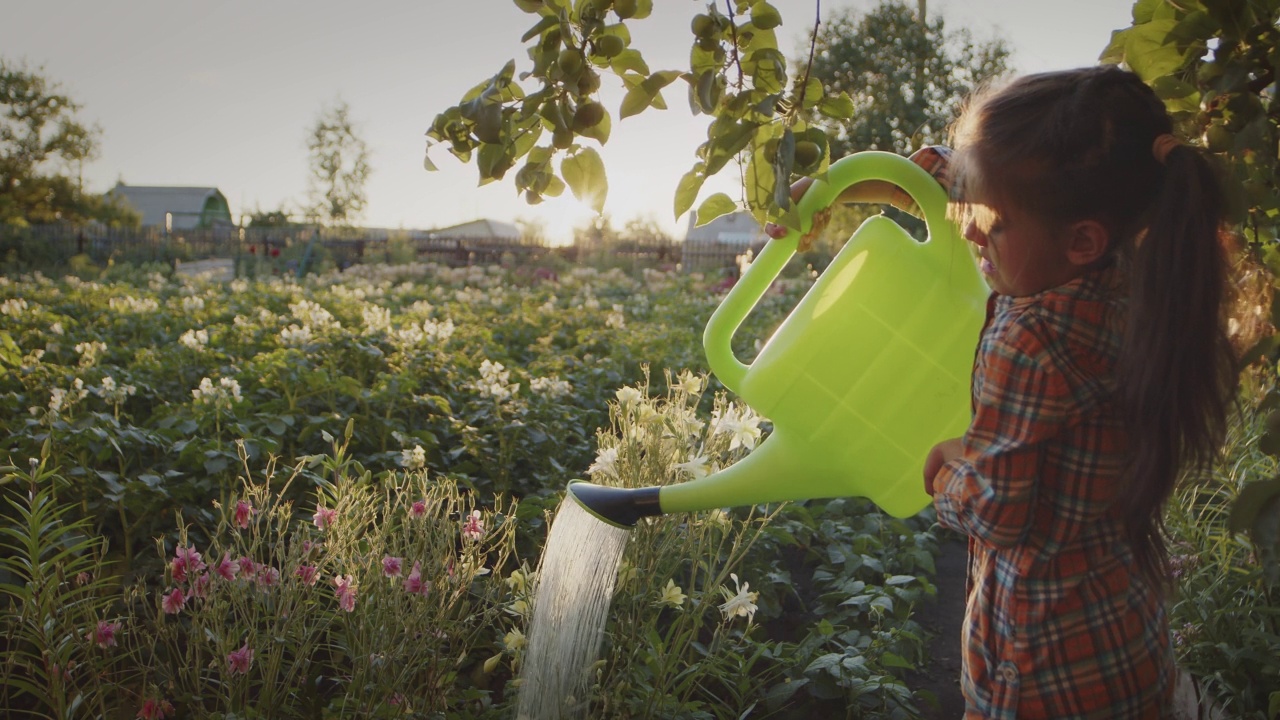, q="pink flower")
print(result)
[136,698,173,719]
[382,556,403,579]
[170,557,188,584]
[295,564,318,586]
[214,554,238,581]
[409,500,427,518]
[461,509,484,541]
[313,506,337,530]
[191,572,211,599]
[161,587,186,615]
[256,565,280,590]
[333,574,357,612]
[238,556,258,578]
[89,620,120,648]
[234,500,254,529]
[171,545,205,583]
[403,560,430,597]
[227,642,254,674]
